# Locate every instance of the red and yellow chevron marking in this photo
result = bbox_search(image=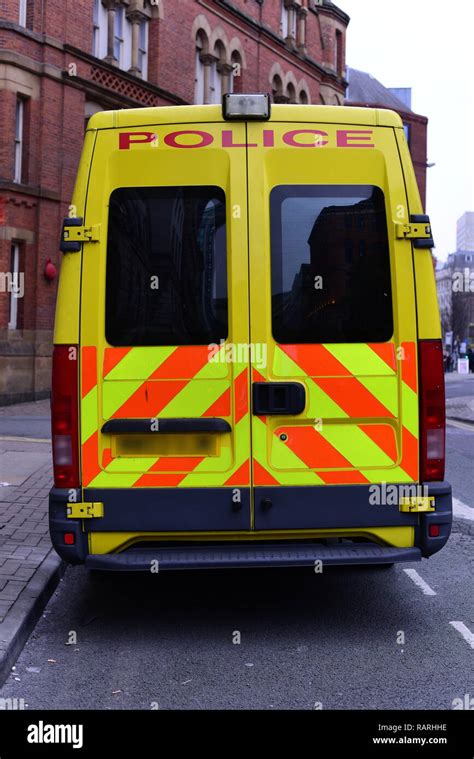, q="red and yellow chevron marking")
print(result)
[80,345,250,489]
[253,341,418,486]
